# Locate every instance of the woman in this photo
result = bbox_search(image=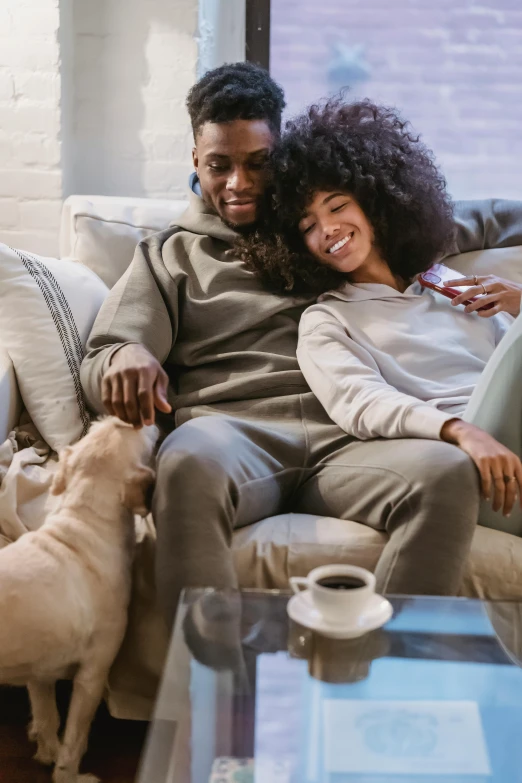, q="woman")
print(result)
[239,98,522,535]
